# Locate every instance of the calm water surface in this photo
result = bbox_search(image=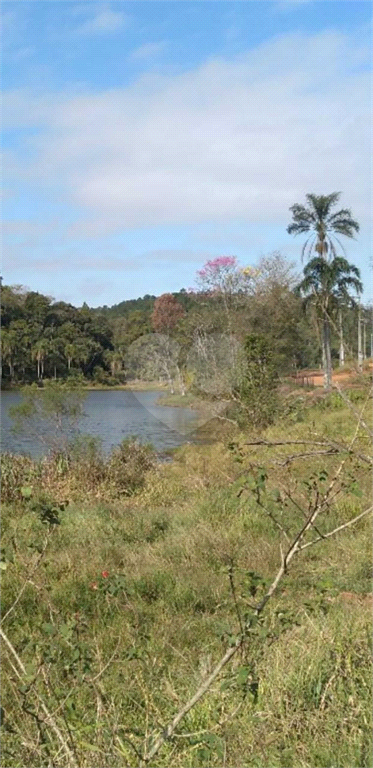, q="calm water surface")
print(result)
[1,389,201,457]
